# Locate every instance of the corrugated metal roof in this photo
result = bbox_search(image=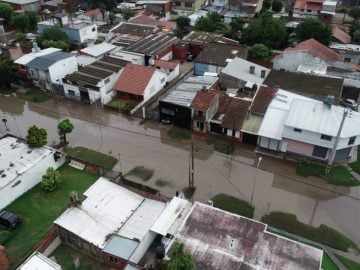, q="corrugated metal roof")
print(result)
[26,51,74,70]
[151,197,192,236]
[103,235,138,260]
[80,43,117,58]
[117,199,165,241]
[15,48,61,65]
